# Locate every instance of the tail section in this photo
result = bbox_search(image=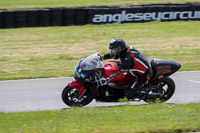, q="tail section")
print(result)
[150,59,181,80]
